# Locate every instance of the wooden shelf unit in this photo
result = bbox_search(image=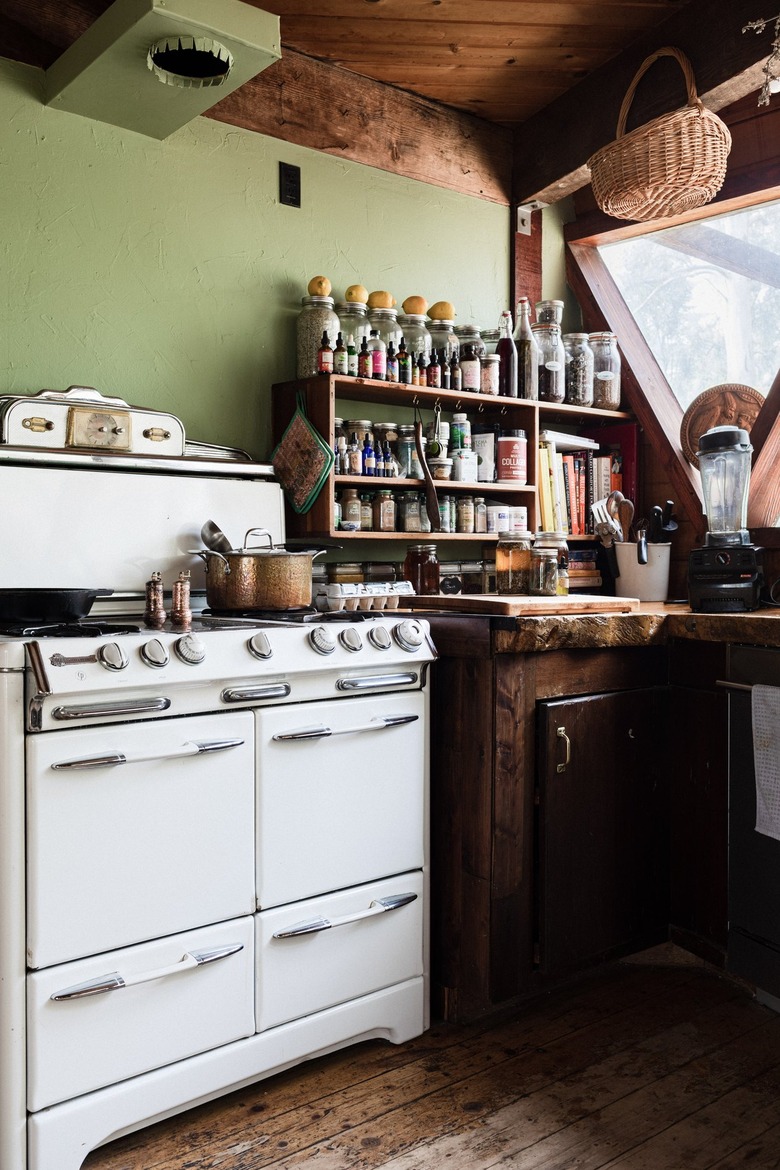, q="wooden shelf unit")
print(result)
[271,375,633,543]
